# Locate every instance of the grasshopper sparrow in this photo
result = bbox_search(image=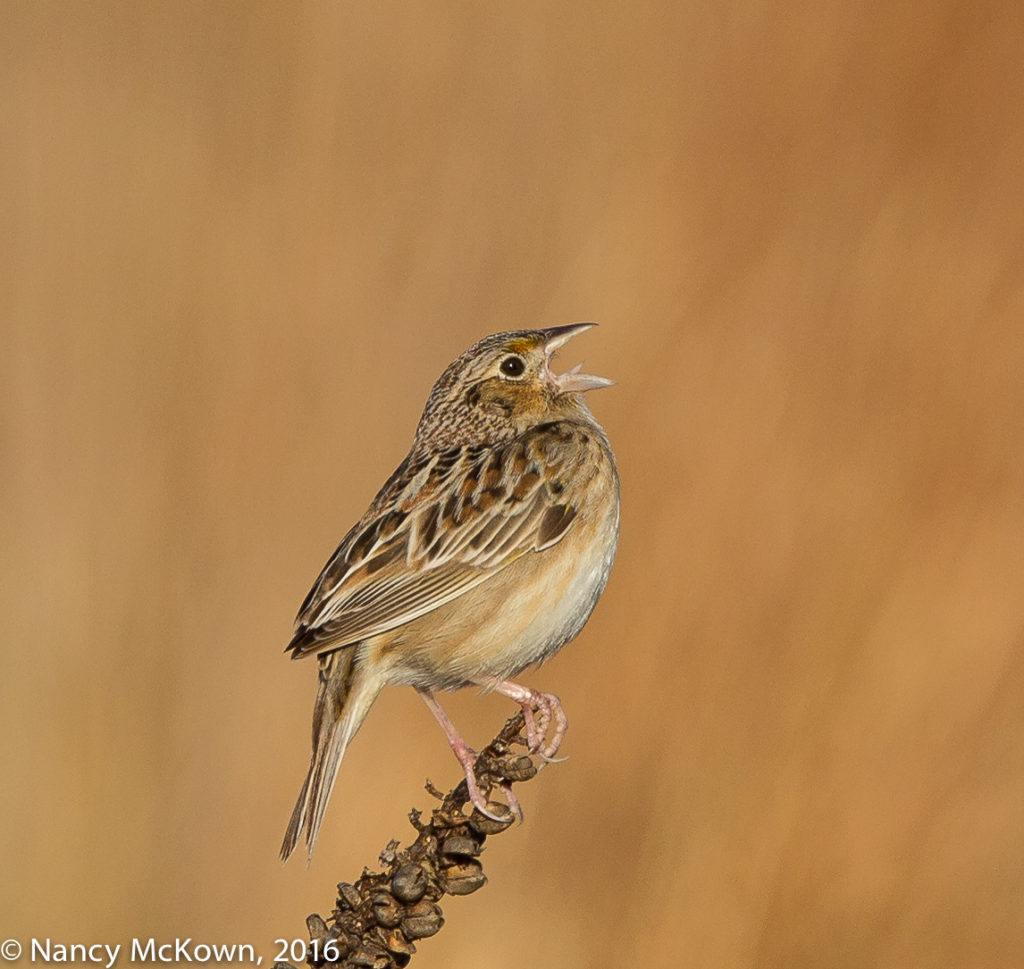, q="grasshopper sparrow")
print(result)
[281,324,619,862]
